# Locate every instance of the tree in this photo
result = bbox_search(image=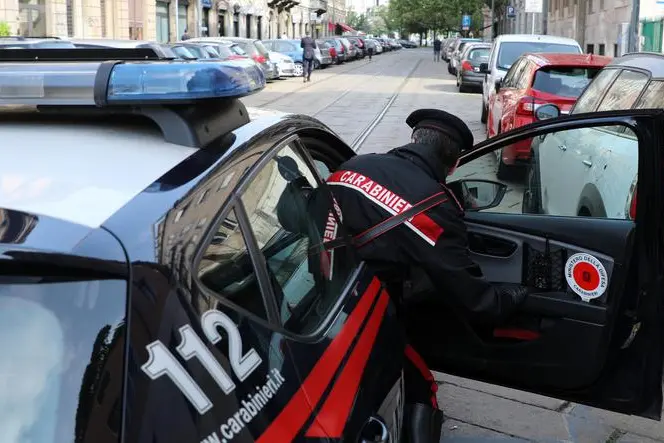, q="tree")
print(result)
[346,9,371,33]
[0,22,11,37]
[387,0,486,37]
